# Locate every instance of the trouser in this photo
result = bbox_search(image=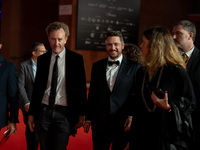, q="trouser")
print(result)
[92,116,129,150]
[37,104,71,150]
[22,110,39,150]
